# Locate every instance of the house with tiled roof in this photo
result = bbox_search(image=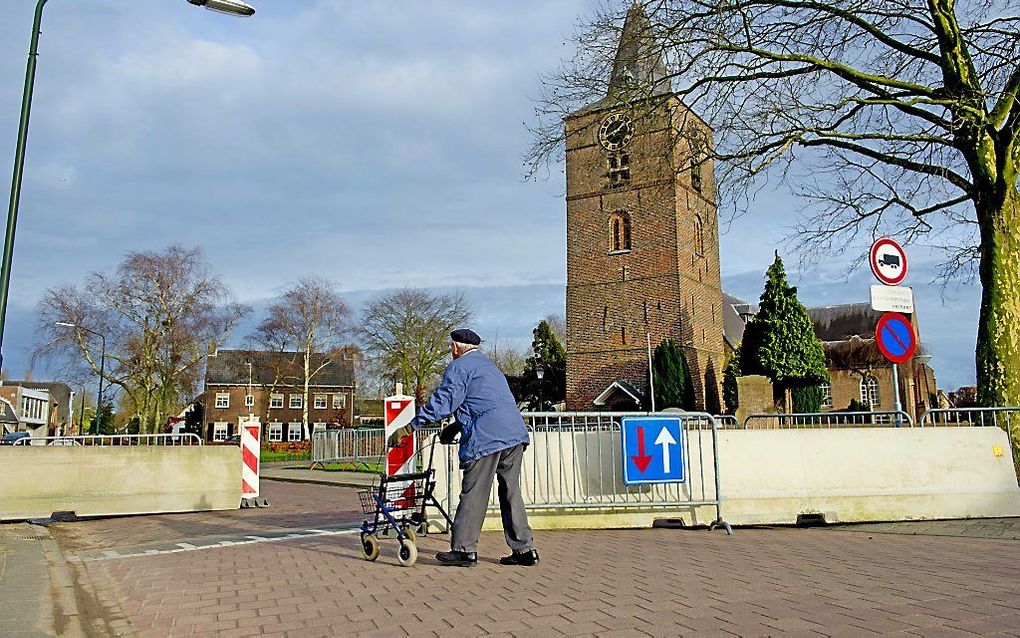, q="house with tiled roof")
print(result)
[195,349,356,443]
